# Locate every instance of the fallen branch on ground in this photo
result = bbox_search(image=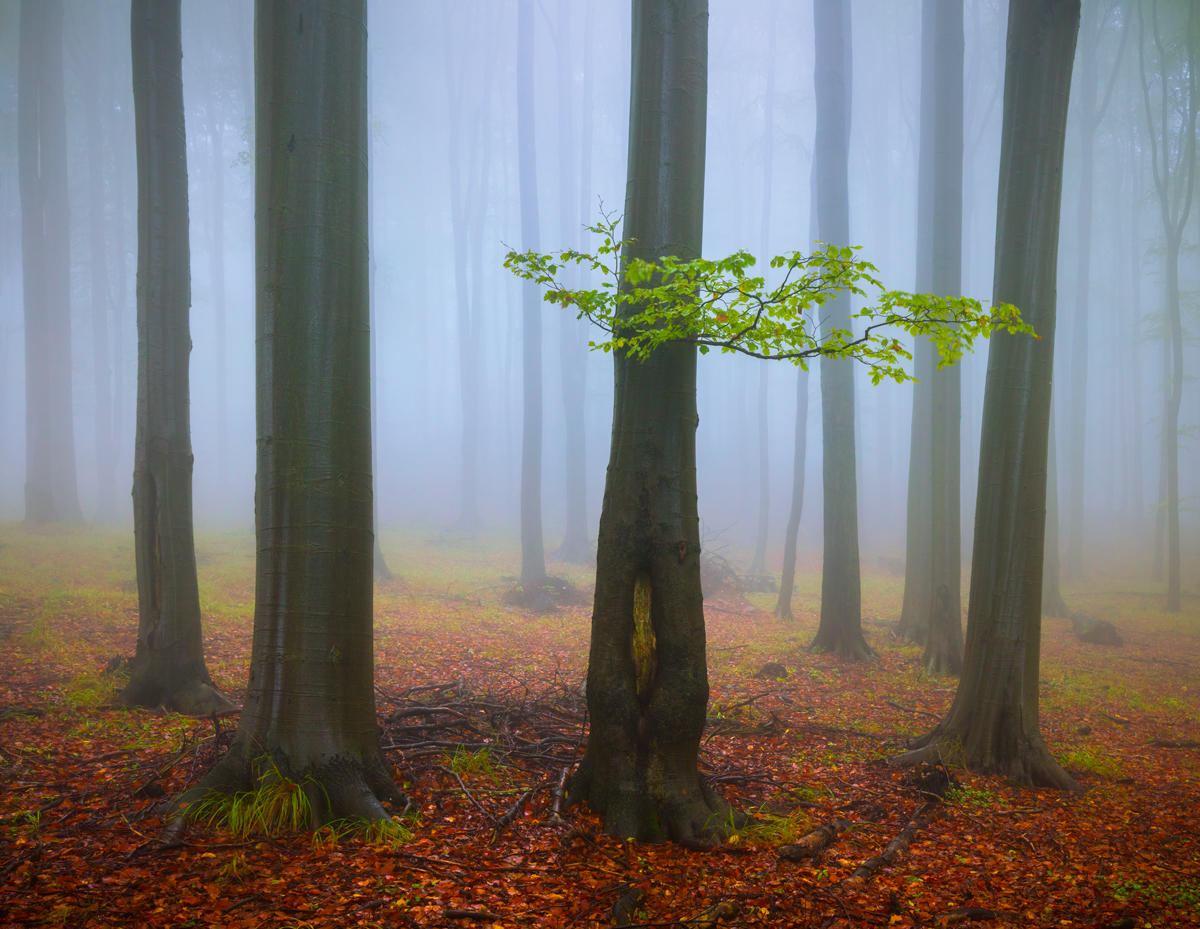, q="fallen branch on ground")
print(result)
[840,801,940,890]
[778,818,851,861]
